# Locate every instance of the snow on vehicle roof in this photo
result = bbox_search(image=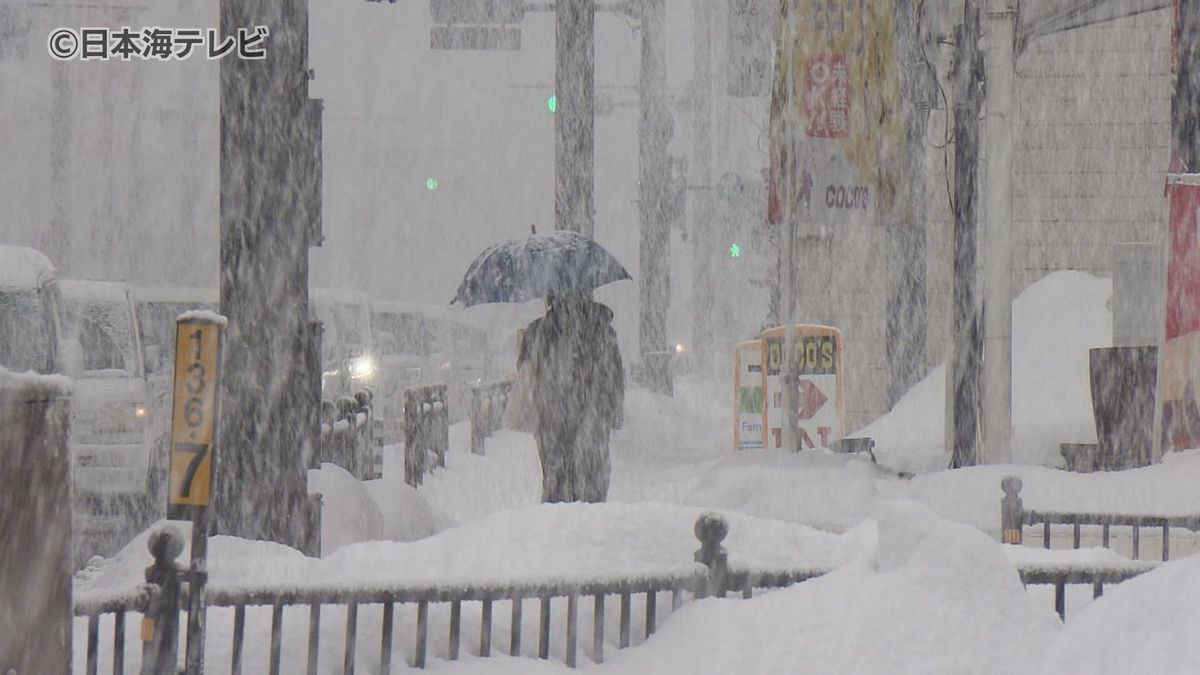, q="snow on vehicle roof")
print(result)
[0,366,72,396]
[59,279,131,304]
[0,245,56,290]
